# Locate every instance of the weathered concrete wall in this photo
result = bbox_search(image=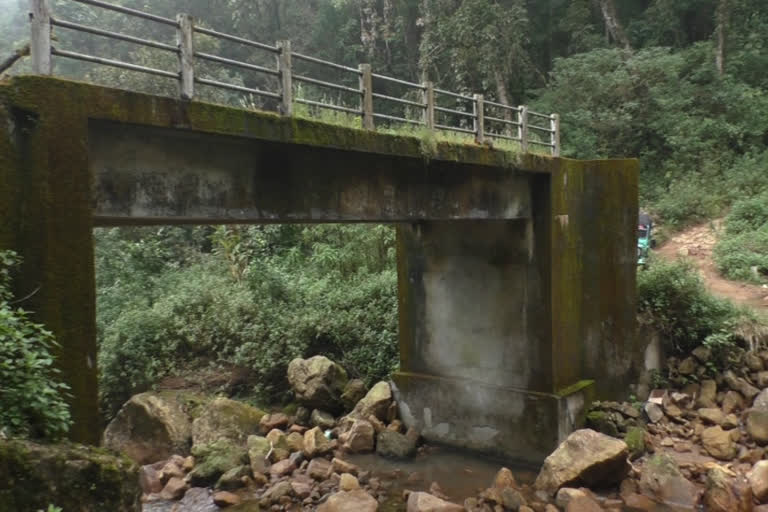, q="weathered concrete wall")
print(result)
[90,122,532,224]
[0,82,99,444]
